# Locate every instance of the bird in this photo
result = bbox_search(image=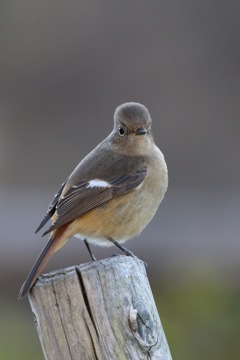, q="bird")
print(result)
[19,102,168,299]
